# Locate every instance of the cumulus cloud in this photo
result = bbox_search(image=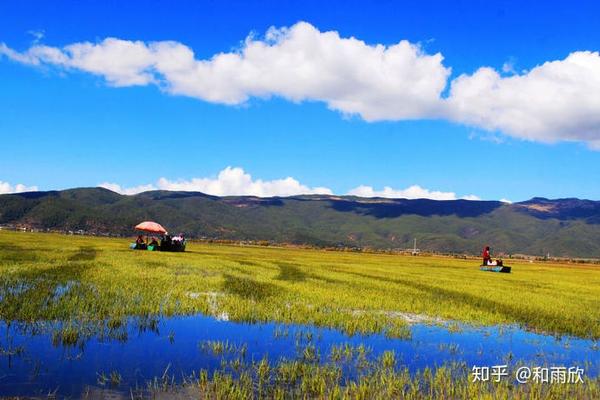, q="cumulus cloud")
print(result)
[156,167,333,196]
[0,22,449,120]
[0,181,38,194]
[347,184,479,201]
[98,182,156,195]
[3,23,600,147]
[99,167,483,200]
[446,51,600,148]
[99,167,332,197]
